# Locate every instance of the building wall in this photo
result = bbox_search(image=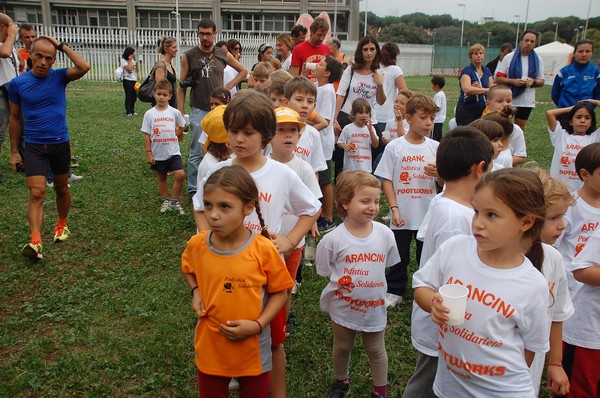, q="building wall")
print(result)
[2,0,357,40]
